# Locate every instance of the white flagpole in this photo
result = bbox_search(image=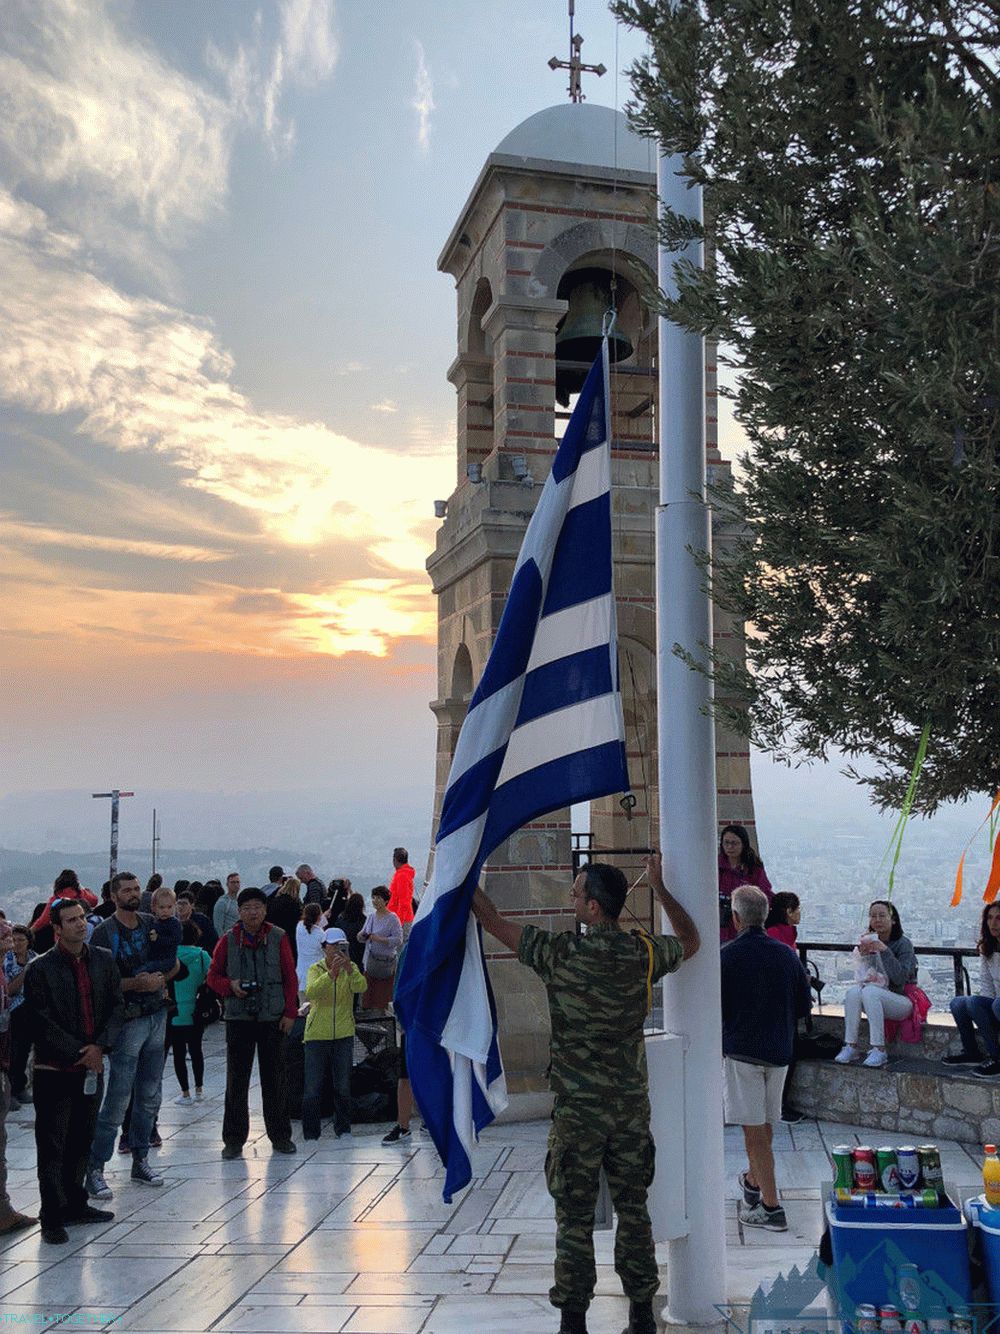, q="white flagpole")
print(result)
[655,150,728,1322]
